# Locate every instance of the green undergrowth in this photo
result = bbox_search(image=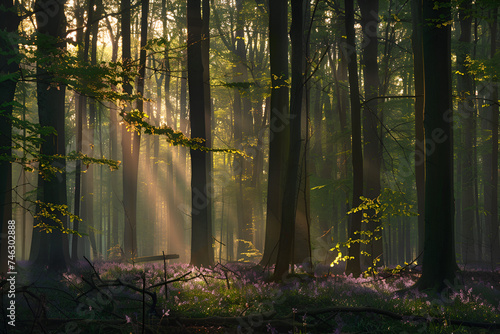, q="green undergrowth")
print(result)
[2,262,499,333]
